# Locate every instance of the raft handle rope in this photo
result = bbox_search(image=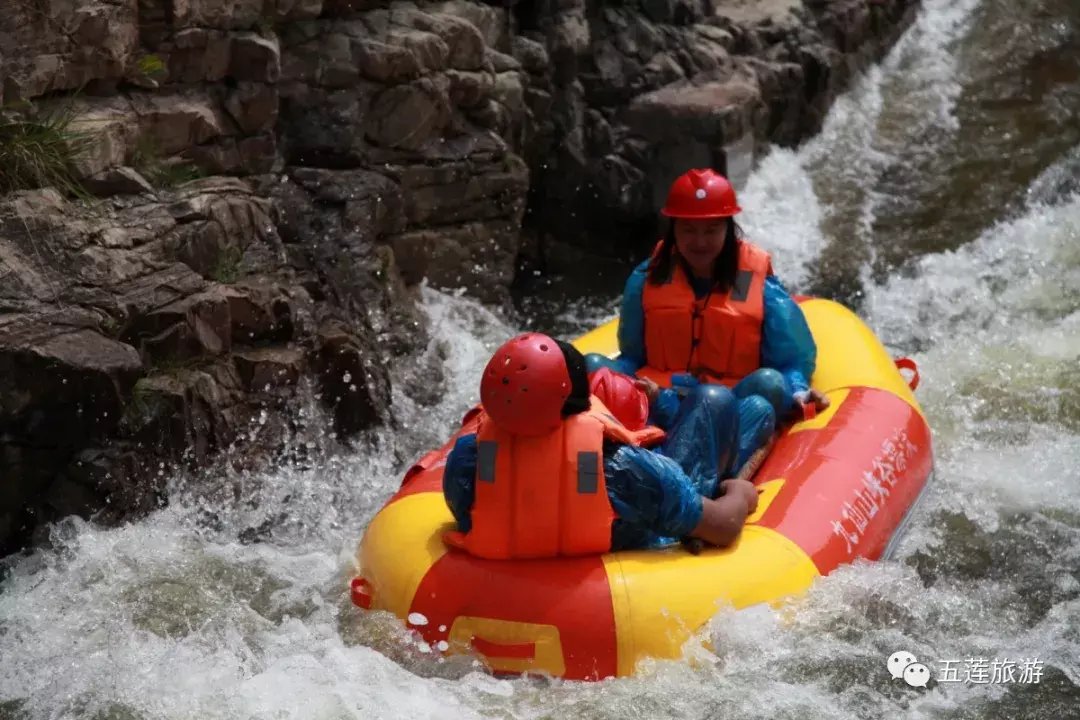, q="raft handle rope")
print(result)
[894,357,920,391]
